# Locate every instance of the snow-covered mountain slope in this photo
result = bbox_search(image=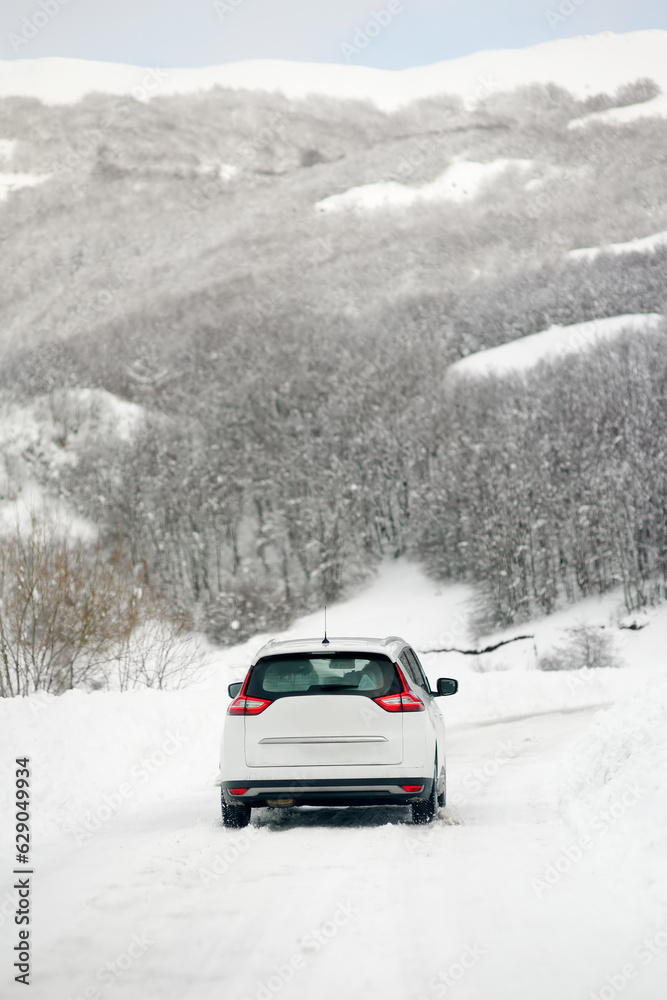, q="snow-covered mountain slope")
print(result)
[1,30,666,110]
[447,314,664,379]
[569,230,667,261]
